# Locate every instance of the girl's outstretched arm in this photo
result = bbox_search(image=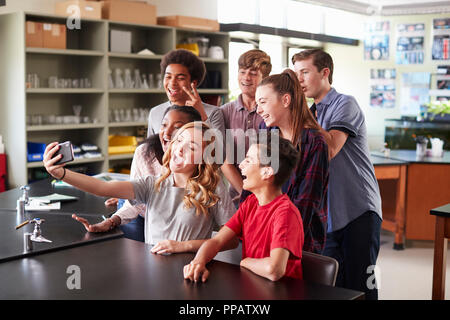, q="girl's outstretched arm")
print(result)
[43,142,135,199]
